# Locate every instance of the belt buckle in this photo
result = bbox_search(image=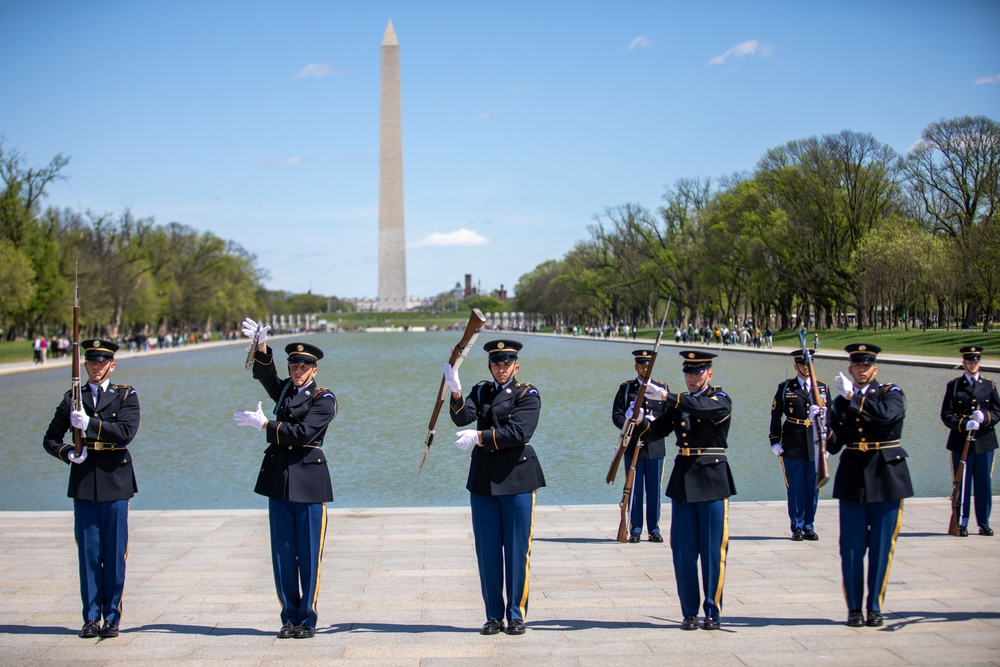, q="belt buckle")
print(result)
[804,418,812,427]
[93,443,104,452]
[858,442,868,453]
[680,447,691,456]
